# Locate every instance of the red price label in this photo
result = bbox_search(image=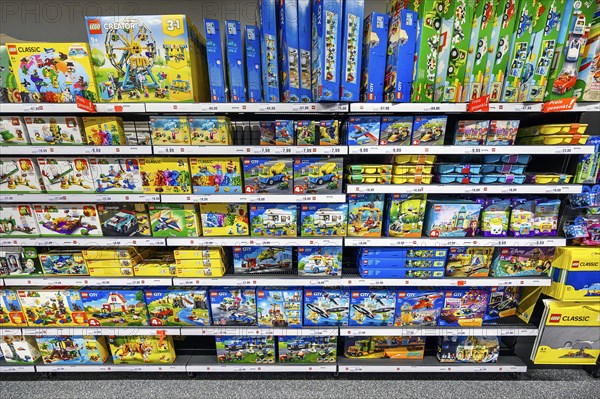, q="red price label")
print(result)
[543,98,576,113]
[467,95,490,112]
[76,96,96,113]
